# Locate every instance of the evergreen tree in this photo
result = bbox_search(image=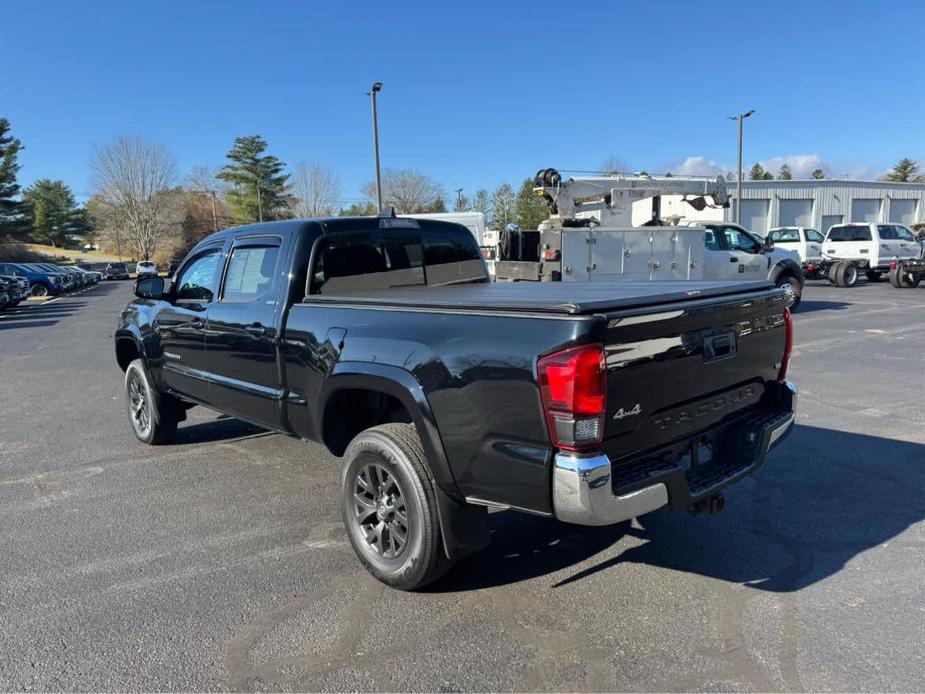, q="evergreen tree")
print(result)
[884,158,923,182]
[778,164,793,180]
[22,179,79,246]
[0,117,25,239]
[217,135,289,223]
[811,169,825,180]
[515,178,548,230]
[489,183,516,230]
[749,163,772,180]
